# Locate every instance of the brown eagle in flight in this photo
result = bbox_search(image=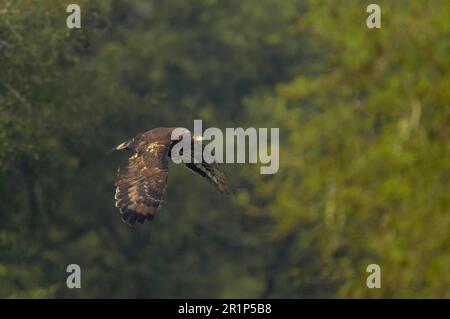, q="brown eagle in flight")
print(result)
[112,127,232,226]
